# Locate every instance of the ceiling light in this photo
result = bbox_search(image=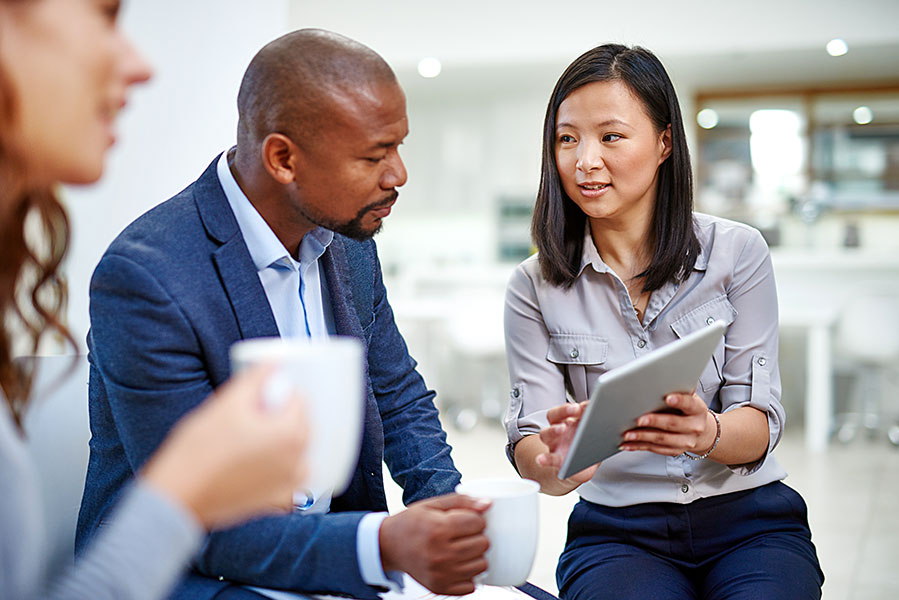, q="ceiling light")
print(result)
[697,108,719,129]
[417,57,442,79]
[853,106,873,125]
[826,39,848,57]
